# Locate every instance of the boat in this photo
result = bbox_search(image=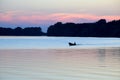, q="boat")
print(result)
[69,42,77,46]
